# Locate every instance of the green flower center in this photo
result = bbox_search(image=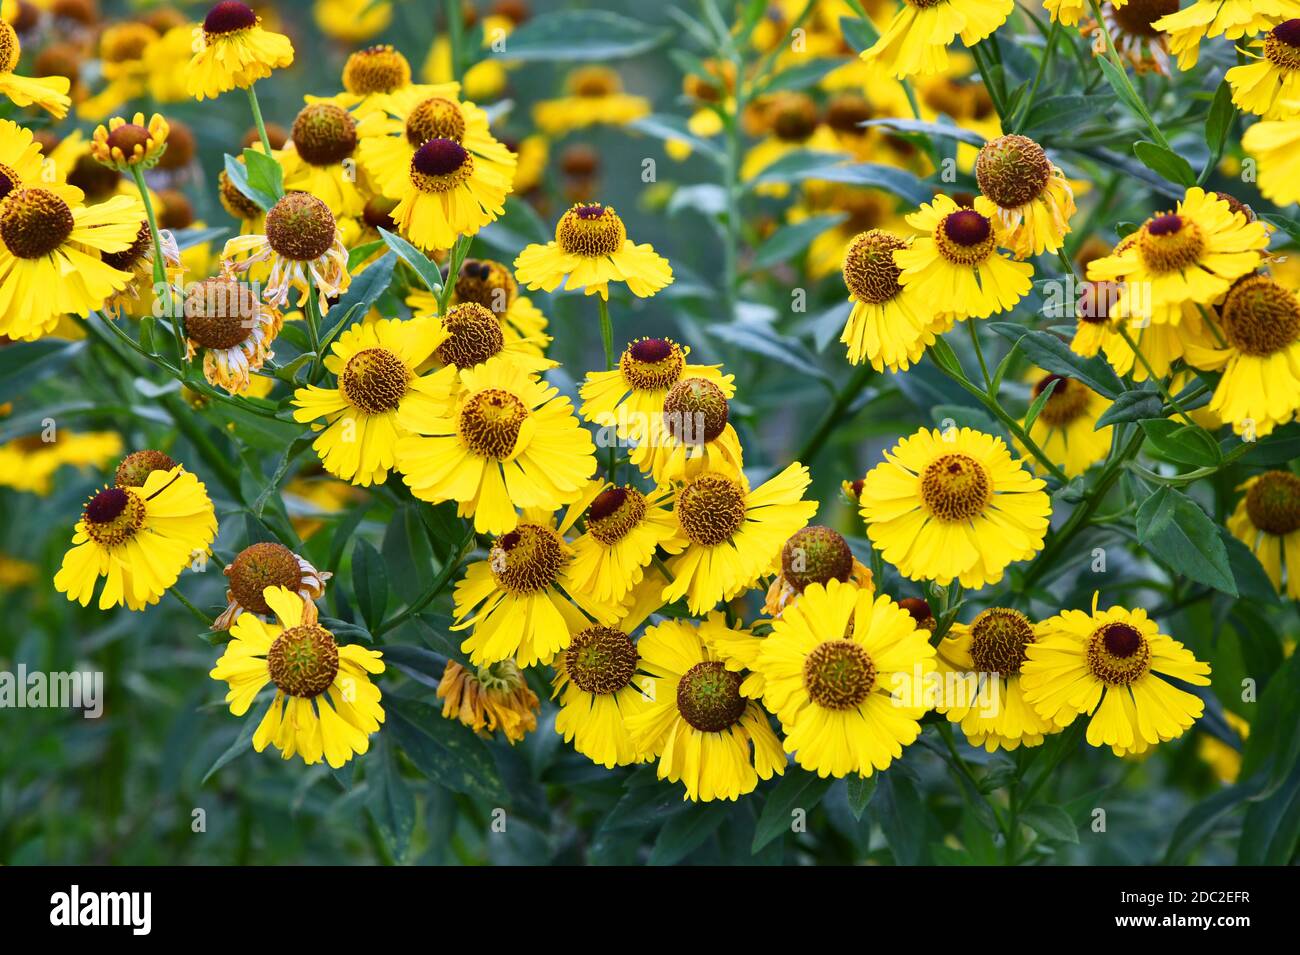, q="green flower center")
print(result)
[676,661,746,732]
[267,624,339,698]
[803,639,875,709]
